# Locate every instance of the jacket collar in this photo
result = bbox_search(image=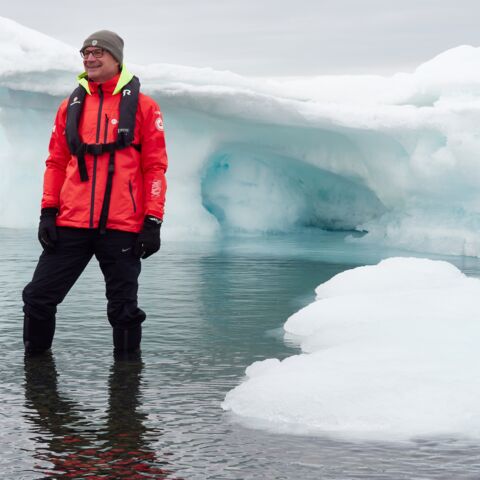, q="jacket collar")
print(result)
[77,66,134,95]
